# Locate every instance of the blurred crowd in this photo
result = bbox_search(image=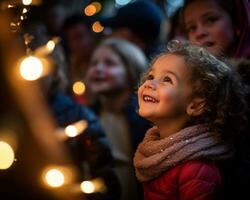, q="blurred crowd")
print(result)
[1,0,250,200]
